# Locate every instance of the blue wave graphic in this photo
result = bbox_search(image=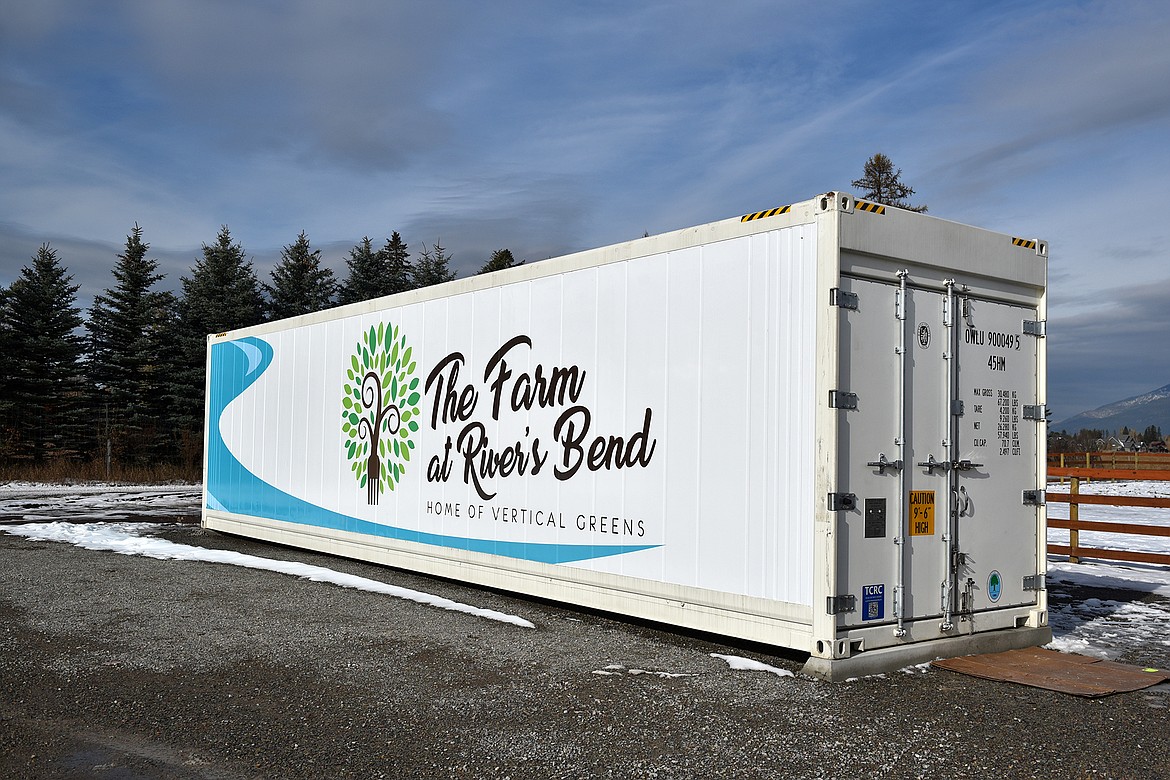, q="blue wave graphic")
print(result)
[206,336,658,564]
